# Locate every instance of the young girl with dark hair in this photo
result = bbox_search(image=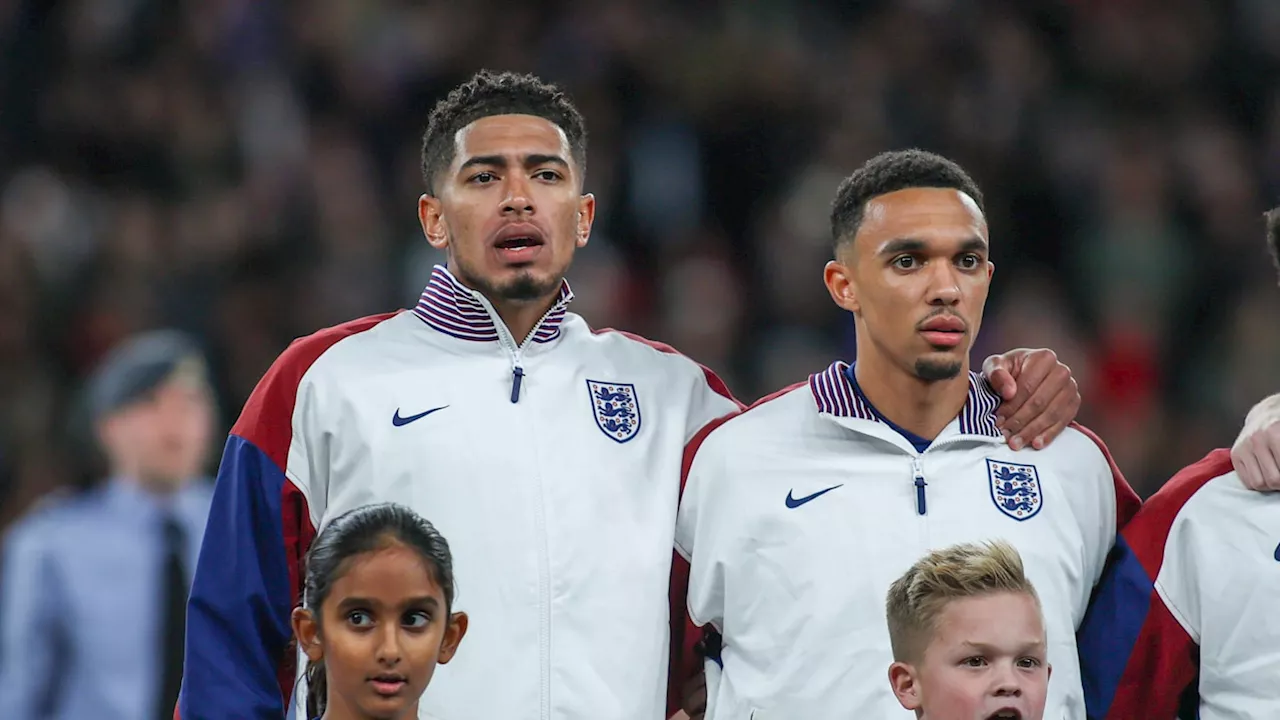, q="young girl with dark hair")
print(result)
[291,503,467,720]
